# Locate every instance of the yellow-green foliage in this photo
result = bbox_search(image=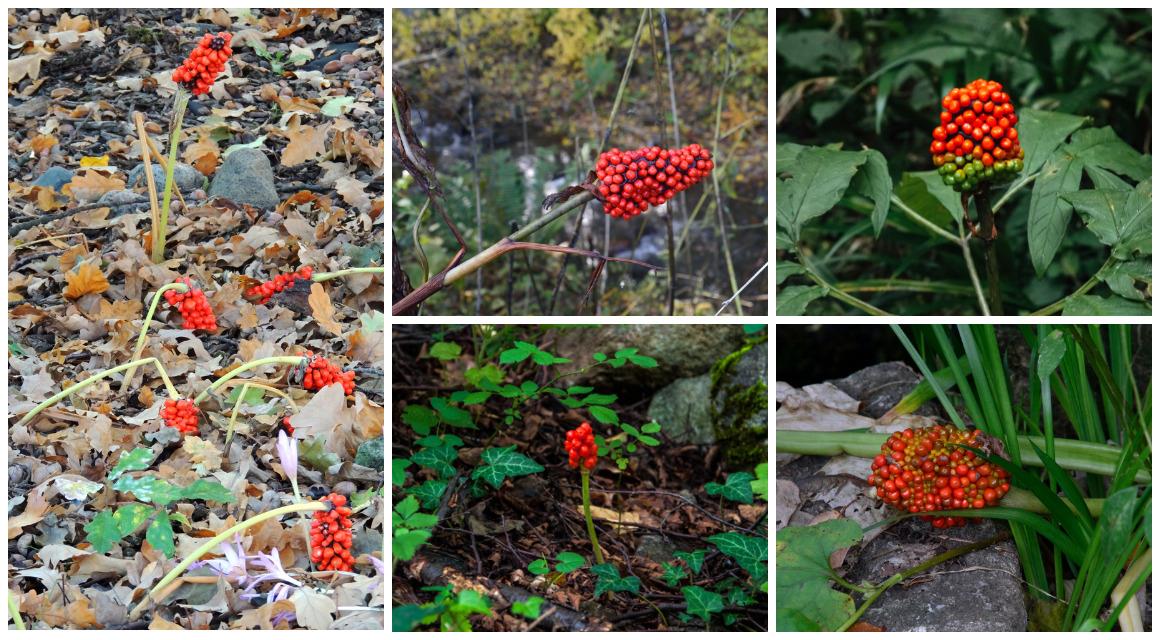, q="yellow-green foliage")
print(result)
[545,9,601,71]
